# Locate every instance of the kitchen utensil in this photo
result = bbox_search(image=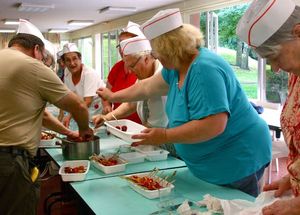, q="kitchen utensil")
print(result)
[61,136,100,160]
